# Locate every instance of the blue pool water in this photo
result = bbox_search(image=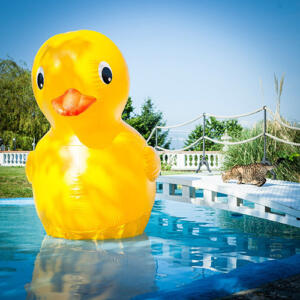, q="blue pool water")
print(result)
[1,198,300,300]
